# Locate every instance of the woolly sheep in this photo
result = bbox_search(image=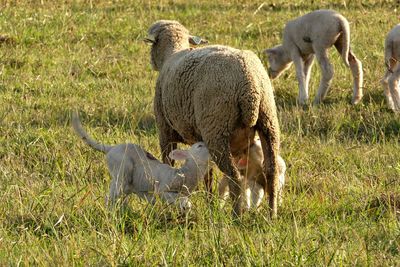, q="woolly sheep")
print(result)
[72,112,211,211]
[381,24,400,112]
[145,20,281,218]
[219,138,286,210]
[265,9,363,105]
